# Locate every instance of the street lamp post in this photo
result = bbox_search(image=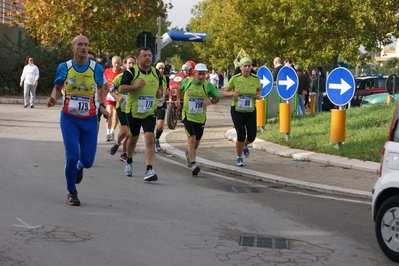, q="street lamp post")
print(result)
[157,15,162,61]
